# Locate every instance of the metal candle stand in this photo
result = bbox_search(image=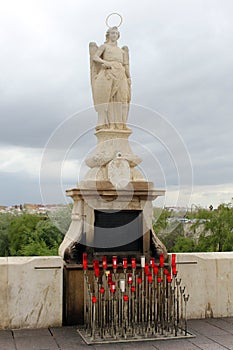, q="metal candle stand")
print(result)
[78,253,194,345]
